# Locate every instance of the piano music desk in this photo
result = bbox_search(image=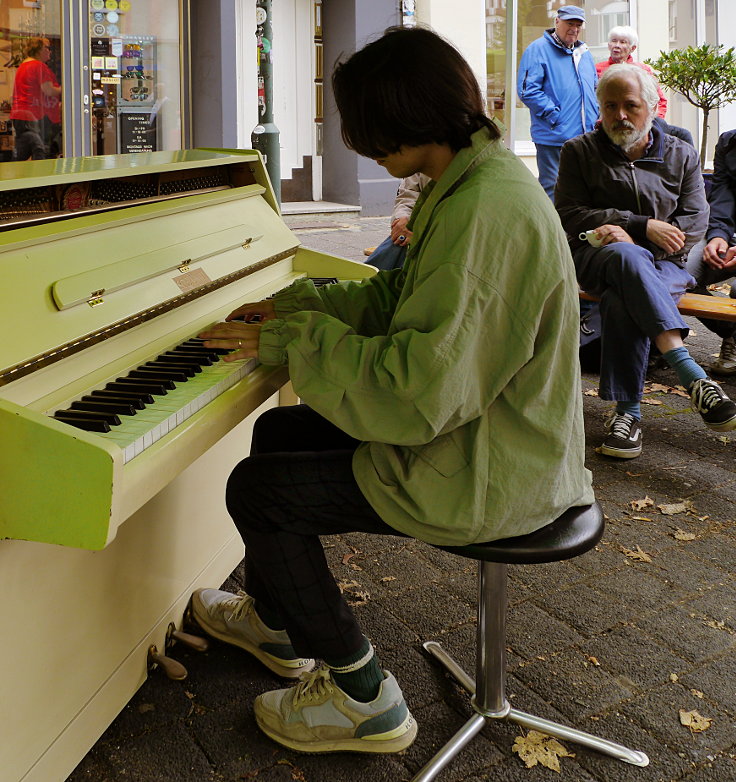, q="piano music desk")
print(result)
[0,149,375,782]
